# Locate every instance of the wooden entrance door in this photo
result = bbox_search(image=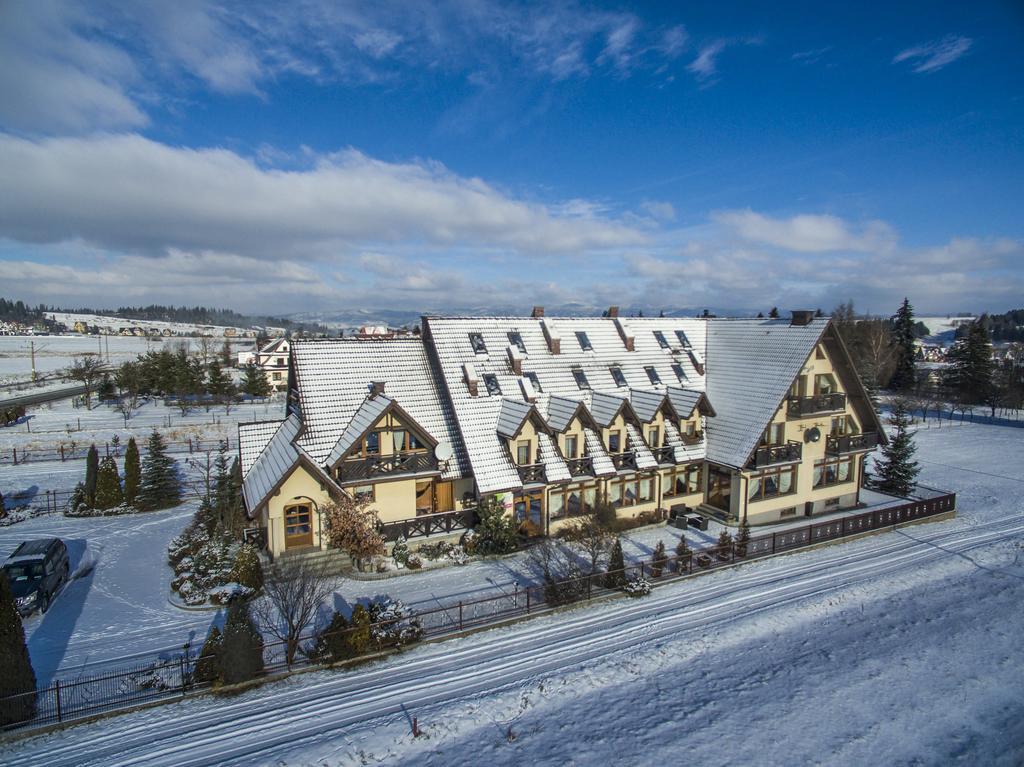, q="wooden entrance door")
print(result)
[284,504,314,549]
[707,468,732,513]
[434,481,454,512]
